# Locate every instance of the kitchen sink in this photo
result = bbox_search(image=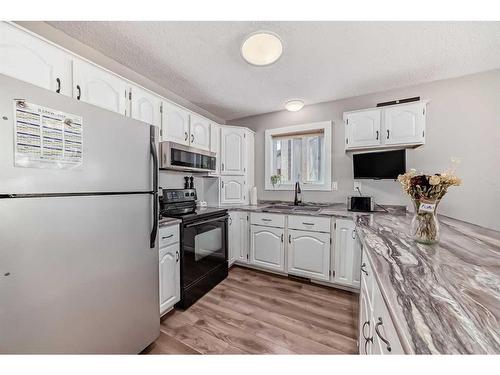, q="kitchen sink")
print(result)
[263,204,321,213]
